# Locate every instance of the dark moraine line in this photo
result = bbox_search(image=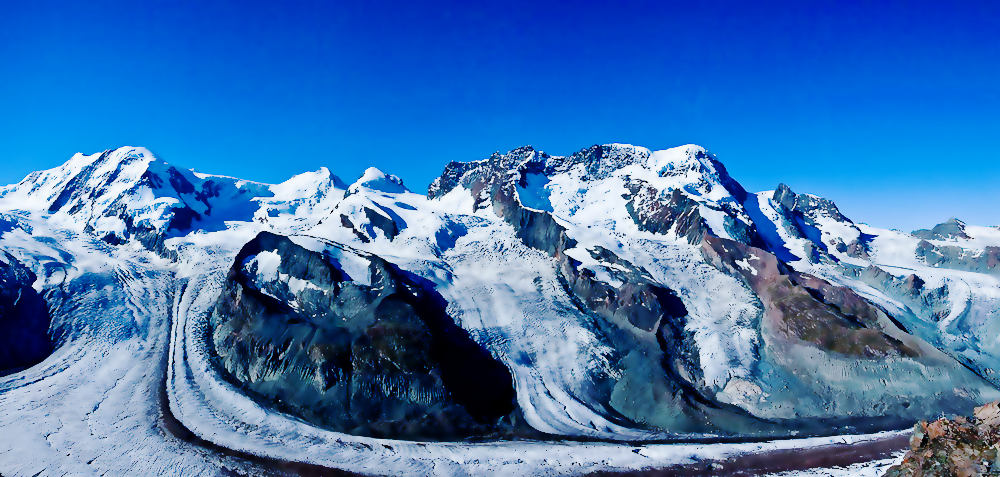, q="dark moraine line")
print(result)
[588,432,907,476]
[158,344,906,477]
